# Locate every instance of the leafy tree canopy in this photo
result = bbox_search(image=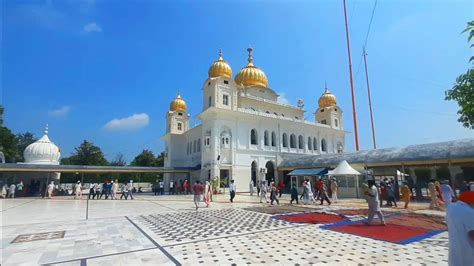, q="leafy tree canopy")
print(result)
[15,132,37,162]
[0,127,17,163]
[445,21,474,129]
[131,149,158,167]
[61,140,108,166]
